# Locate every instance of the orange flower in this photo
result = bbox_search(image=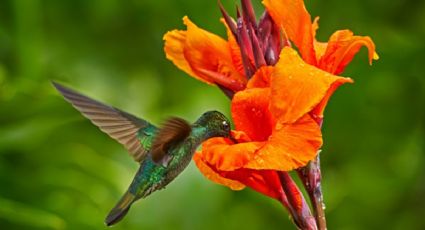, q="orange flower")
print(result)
[263,0,379,74]
[164,0,377,92]
[164,0,377,202]
[163,16,246,92]
[193,47,352,198]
